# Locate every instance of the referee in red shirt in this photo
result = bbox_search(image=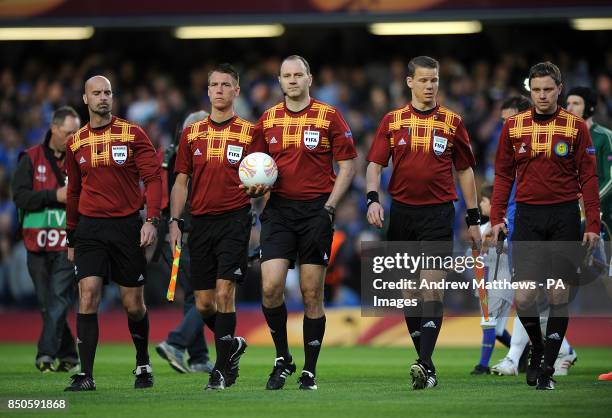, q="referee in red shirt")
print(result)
[249,55,357,391]
[491,62,600,390]
[64,75,162,391]
[169,64,254,390]
[366,56,481,390]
